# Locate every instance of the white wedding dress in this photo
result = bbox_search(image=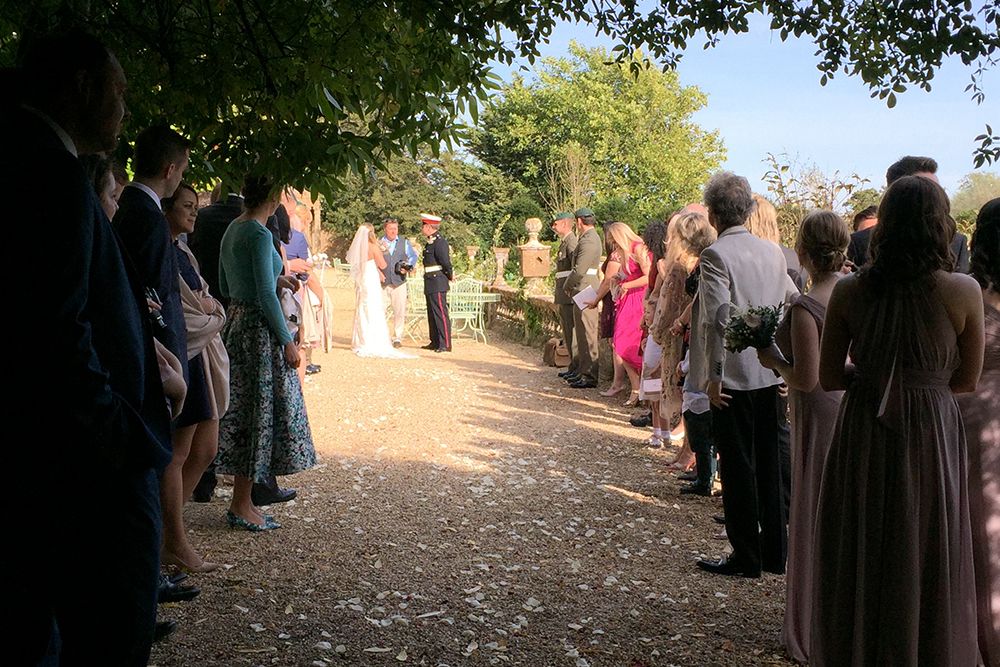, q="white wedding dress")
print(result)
[347,228,414,359]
